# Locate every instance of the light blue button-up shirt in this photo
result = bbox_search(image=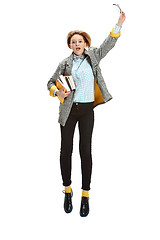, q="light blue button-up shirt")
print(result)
[54,25,121,101]
[72,54,95,103]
